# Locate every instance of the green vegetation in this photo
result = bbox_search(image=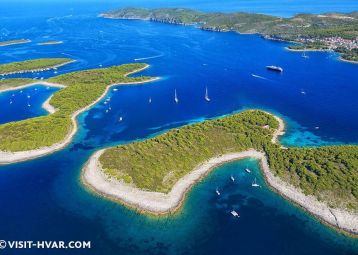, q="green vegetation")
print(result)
[99,110,358,211]
[0,78,35,90]
[0,39,31,46]
[0,63,155,152]
[0,58,73,75]
[102,8,358,62]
